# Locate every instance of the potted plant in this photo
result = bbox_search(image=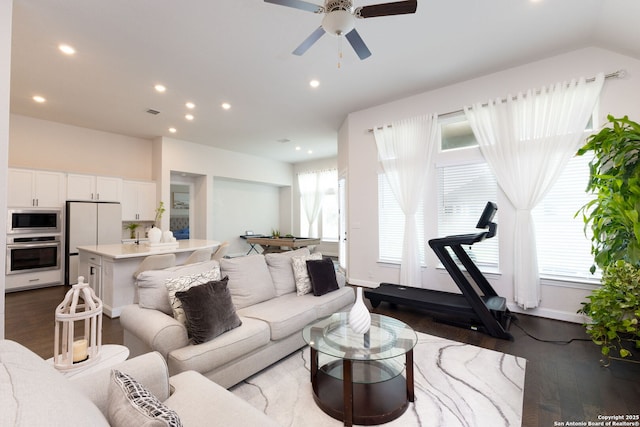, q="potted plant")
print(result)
[577,115,640,271]
[125,223,139,239]
[577,260,640,359]
[576,115,640,360]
